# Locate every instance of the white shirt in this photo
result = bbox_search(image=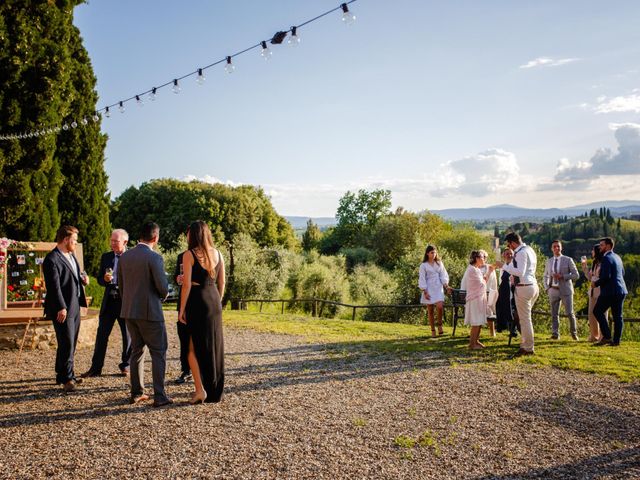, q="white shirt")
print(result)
[502,243,537,285]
